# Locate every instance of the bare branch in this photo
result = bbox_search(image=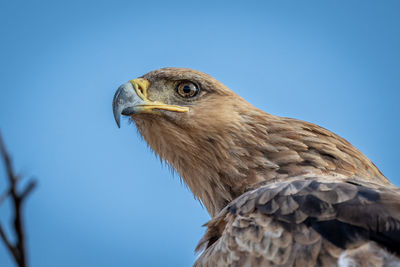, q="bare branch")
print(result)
[0,133,16,187]
[20,181,37,203]
[0,132,36,267]
[0,223,19,260]
[0,188,11,206]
